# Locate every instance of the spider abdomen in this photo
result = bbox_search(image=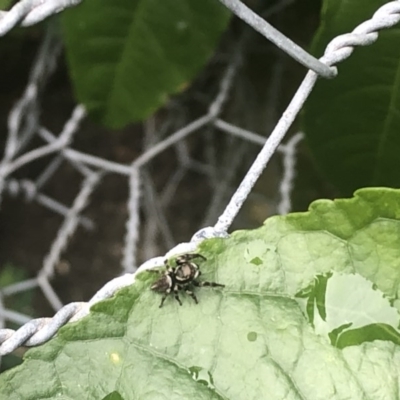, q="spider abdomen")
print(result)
[150,274,173,292]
